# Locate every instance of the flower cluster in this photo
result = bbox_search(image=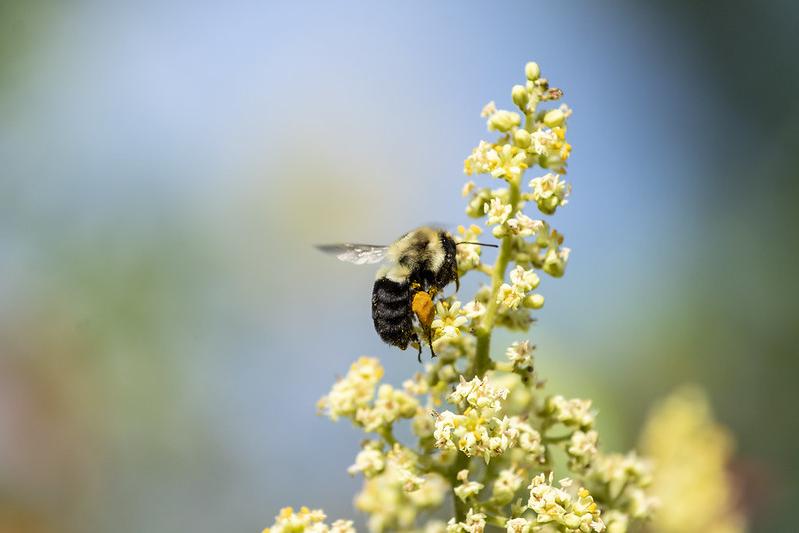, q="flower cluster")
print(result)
[262,507,354,533]
[265,62,743,533]
[640,387,745,533]
[527,473,604,532]
[317,357,420,433]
